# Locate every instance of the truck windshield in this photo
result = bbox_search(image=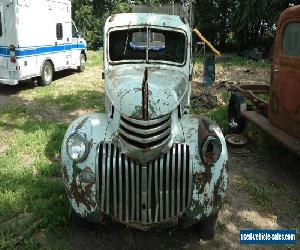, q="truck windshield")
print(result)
[109,28,186,64]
